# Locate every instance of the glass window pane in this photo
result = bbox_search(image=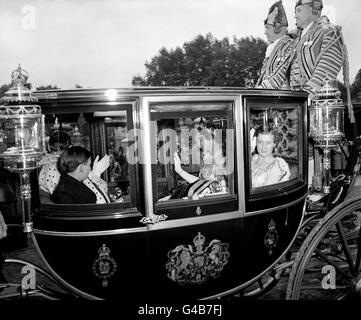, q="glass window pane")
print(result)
[105,115,130,197]
[154,108,234,203]
[38,111,131,206]
[250,107,300,190]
